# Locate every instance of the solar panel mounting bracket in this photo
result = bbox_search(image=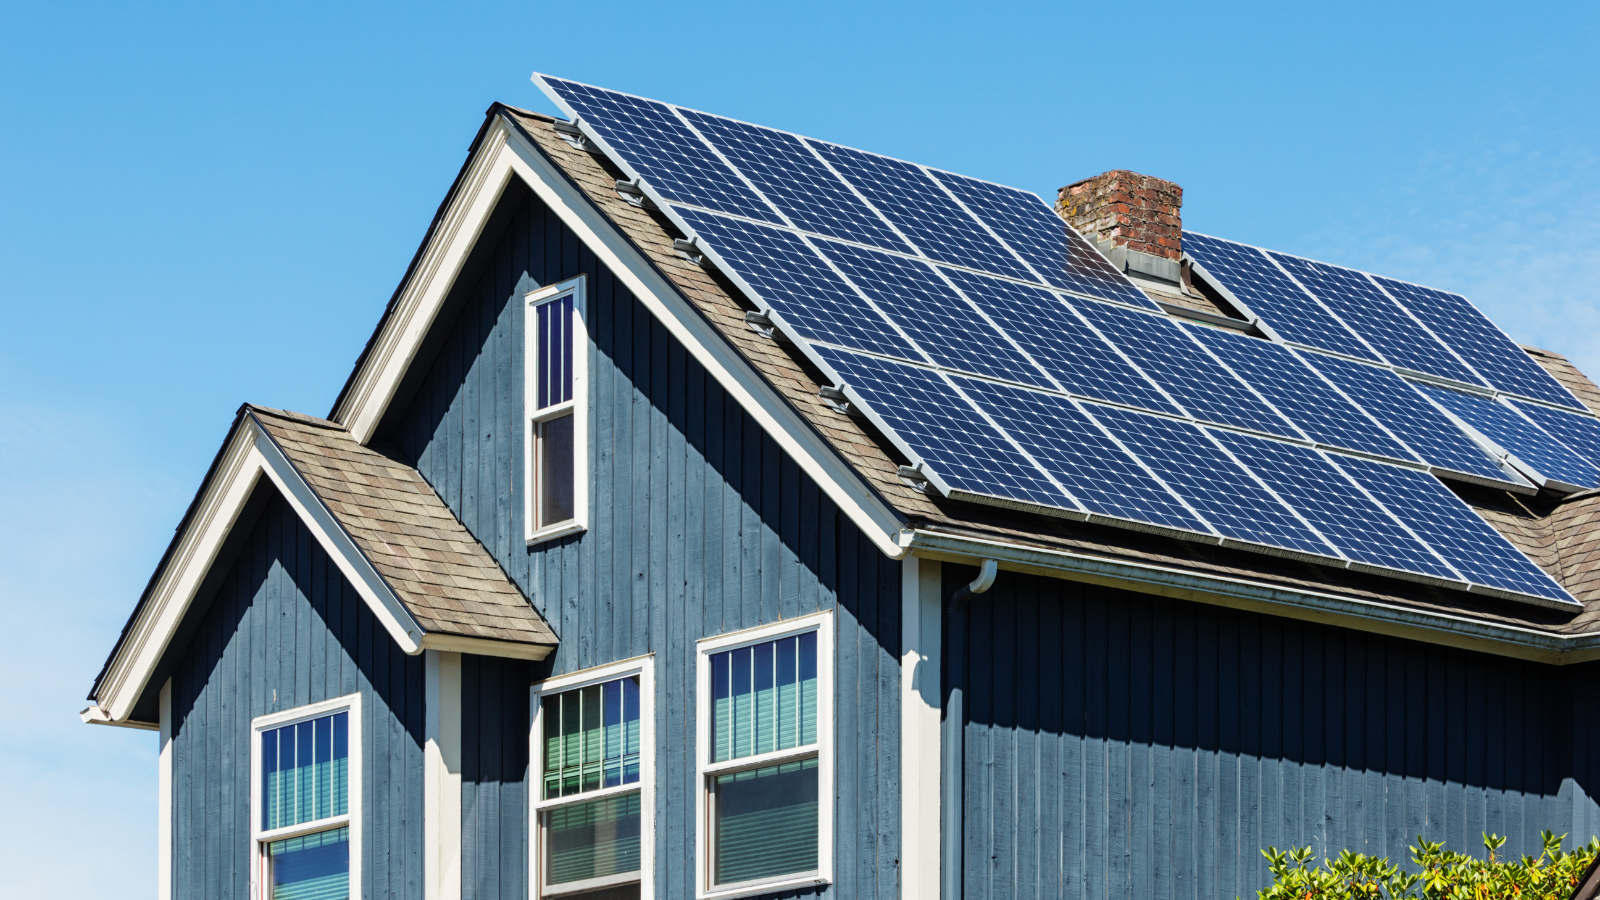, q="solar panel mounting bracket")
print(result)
[818,385,854,415]
[672,238,705,265]
[614,178,656,210]
[896,463,930,494]
[744,310,789,342]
